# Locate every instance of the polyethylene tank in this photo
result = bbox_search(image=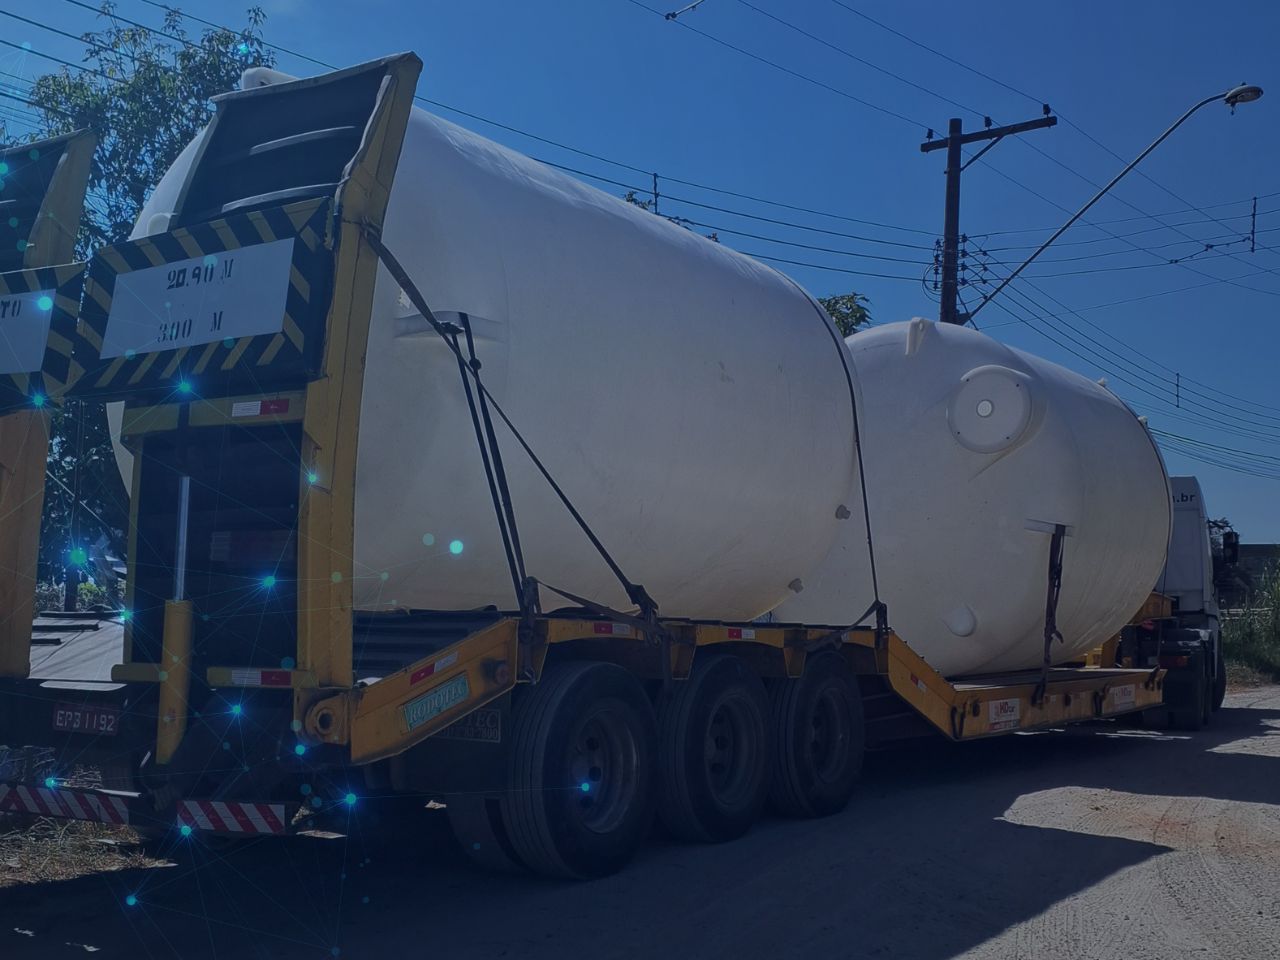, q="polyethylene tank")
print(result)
[127,103,862,621]
[775,318,1172,676]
